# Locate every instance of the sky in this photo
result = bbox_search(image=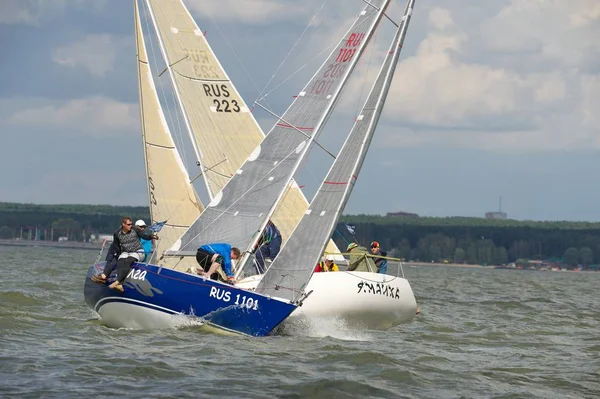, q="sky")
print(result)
[0,0,599,221]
